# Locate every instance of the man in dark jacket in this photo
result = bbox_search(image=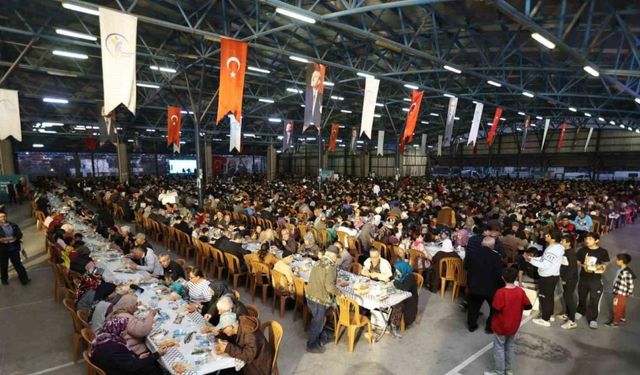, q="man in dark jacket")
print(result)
[464,236,503,333]
[0,212,30,285]
[172,216,193,236]
[159,254,185,282]
[559,235,579,329]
